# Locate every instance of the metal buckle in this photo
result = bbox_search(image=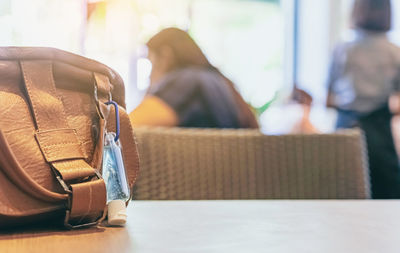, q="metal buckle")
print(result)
[94,84,104,119]
[94,82,113,120]
[53,167,104,229]
[55,174,72,194]
[63,210,101,229]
